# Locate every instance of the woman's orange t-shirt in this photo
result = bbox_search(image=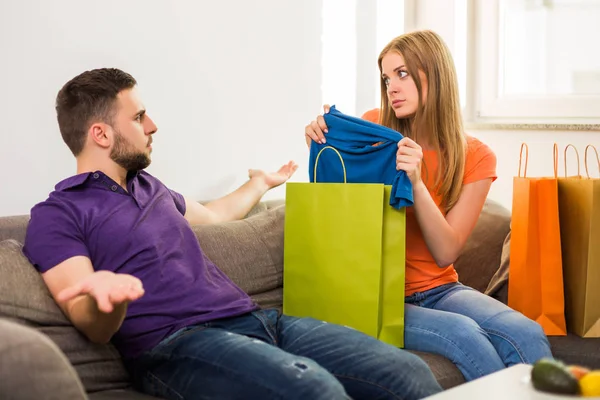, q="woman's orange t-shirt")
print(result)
[361,108,497,296]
